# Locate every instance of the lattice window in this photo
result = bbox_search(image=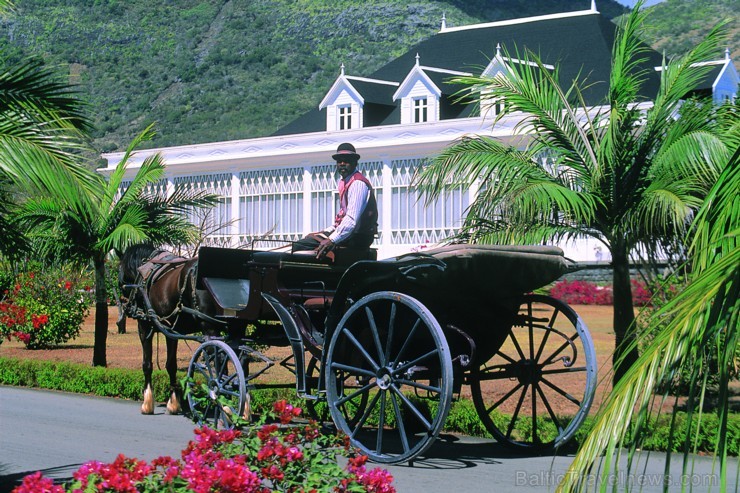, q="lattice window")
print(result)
[239,167,303,246]
[174,173,233,236]
[143,179,168,199]
[115,180,132,202]
[390,158,467,245]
